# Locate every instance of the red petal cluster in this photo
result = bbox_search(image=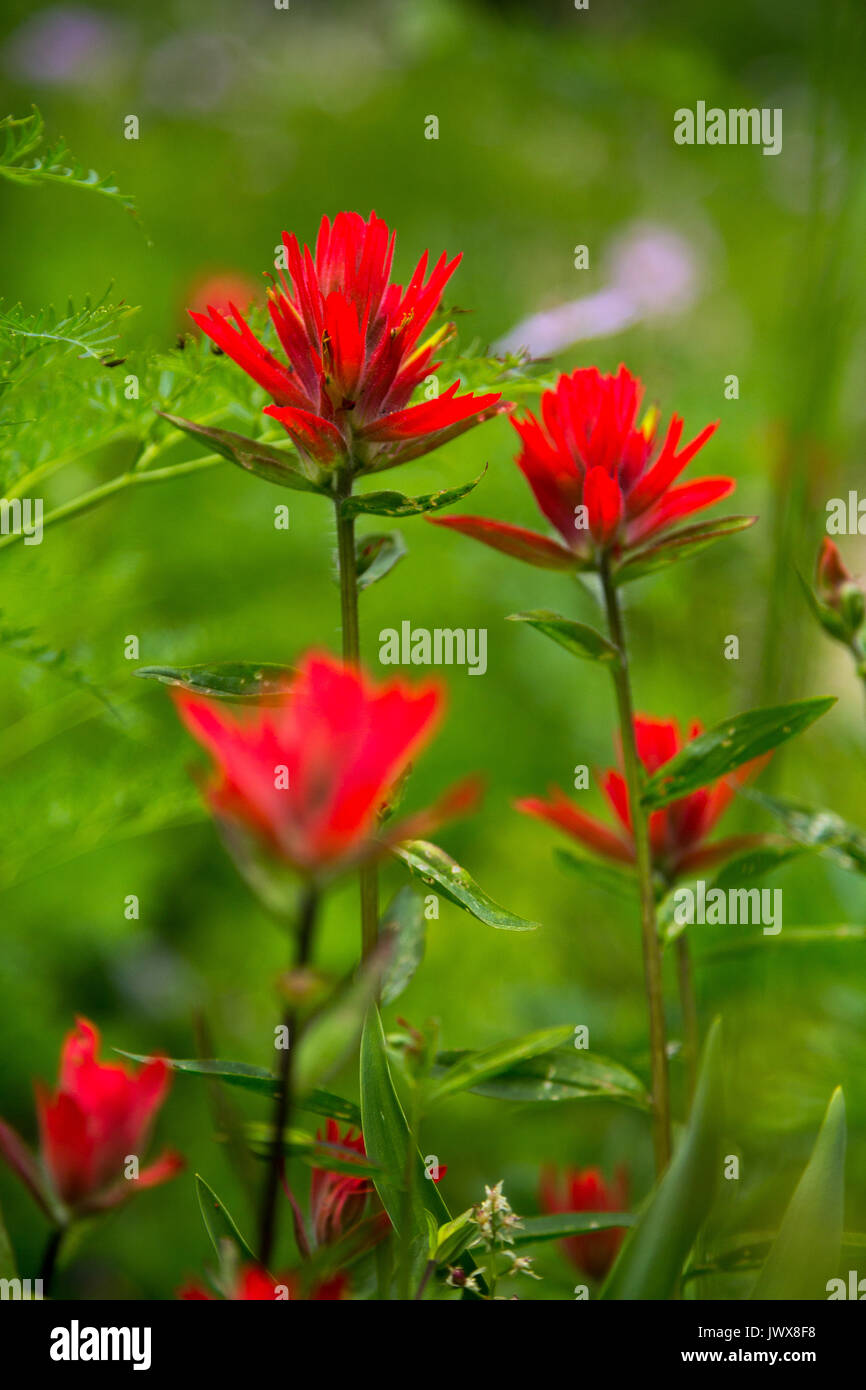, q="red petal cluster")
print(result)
[0,1018,182,1216]
[310,1119,374,1246]
[538,1164,629,1281]
[429,364,728,568]
[517,714,767,879]
[174,652,477,878]
[190,211,505,475]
